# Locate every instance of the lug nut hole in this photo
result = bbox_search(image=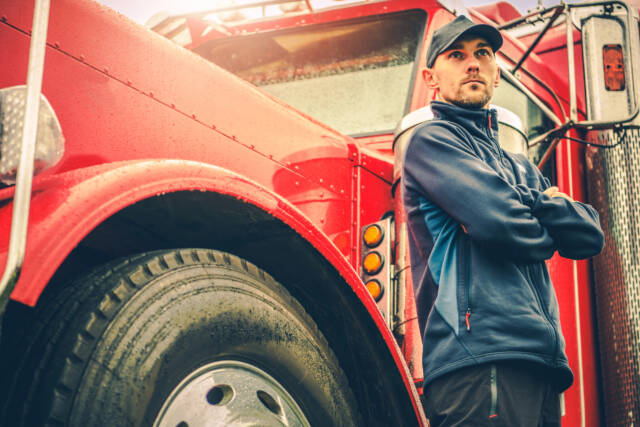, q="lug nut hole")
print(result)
[206,384,234,406]
[257,390,282,415]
